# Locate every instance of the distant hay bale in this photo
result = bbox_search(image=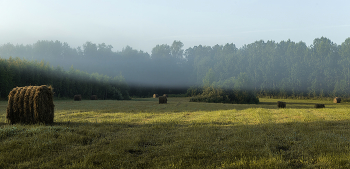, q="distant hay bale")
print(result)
[90,95,97,100]
[6,85,54,124]
[153,94,159,98]
[315,104,325,108]
[159,96,167,104]
[74,94,82,101]
[163,94,168,98]
[277,101,286,108]
[333,97,341,103]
